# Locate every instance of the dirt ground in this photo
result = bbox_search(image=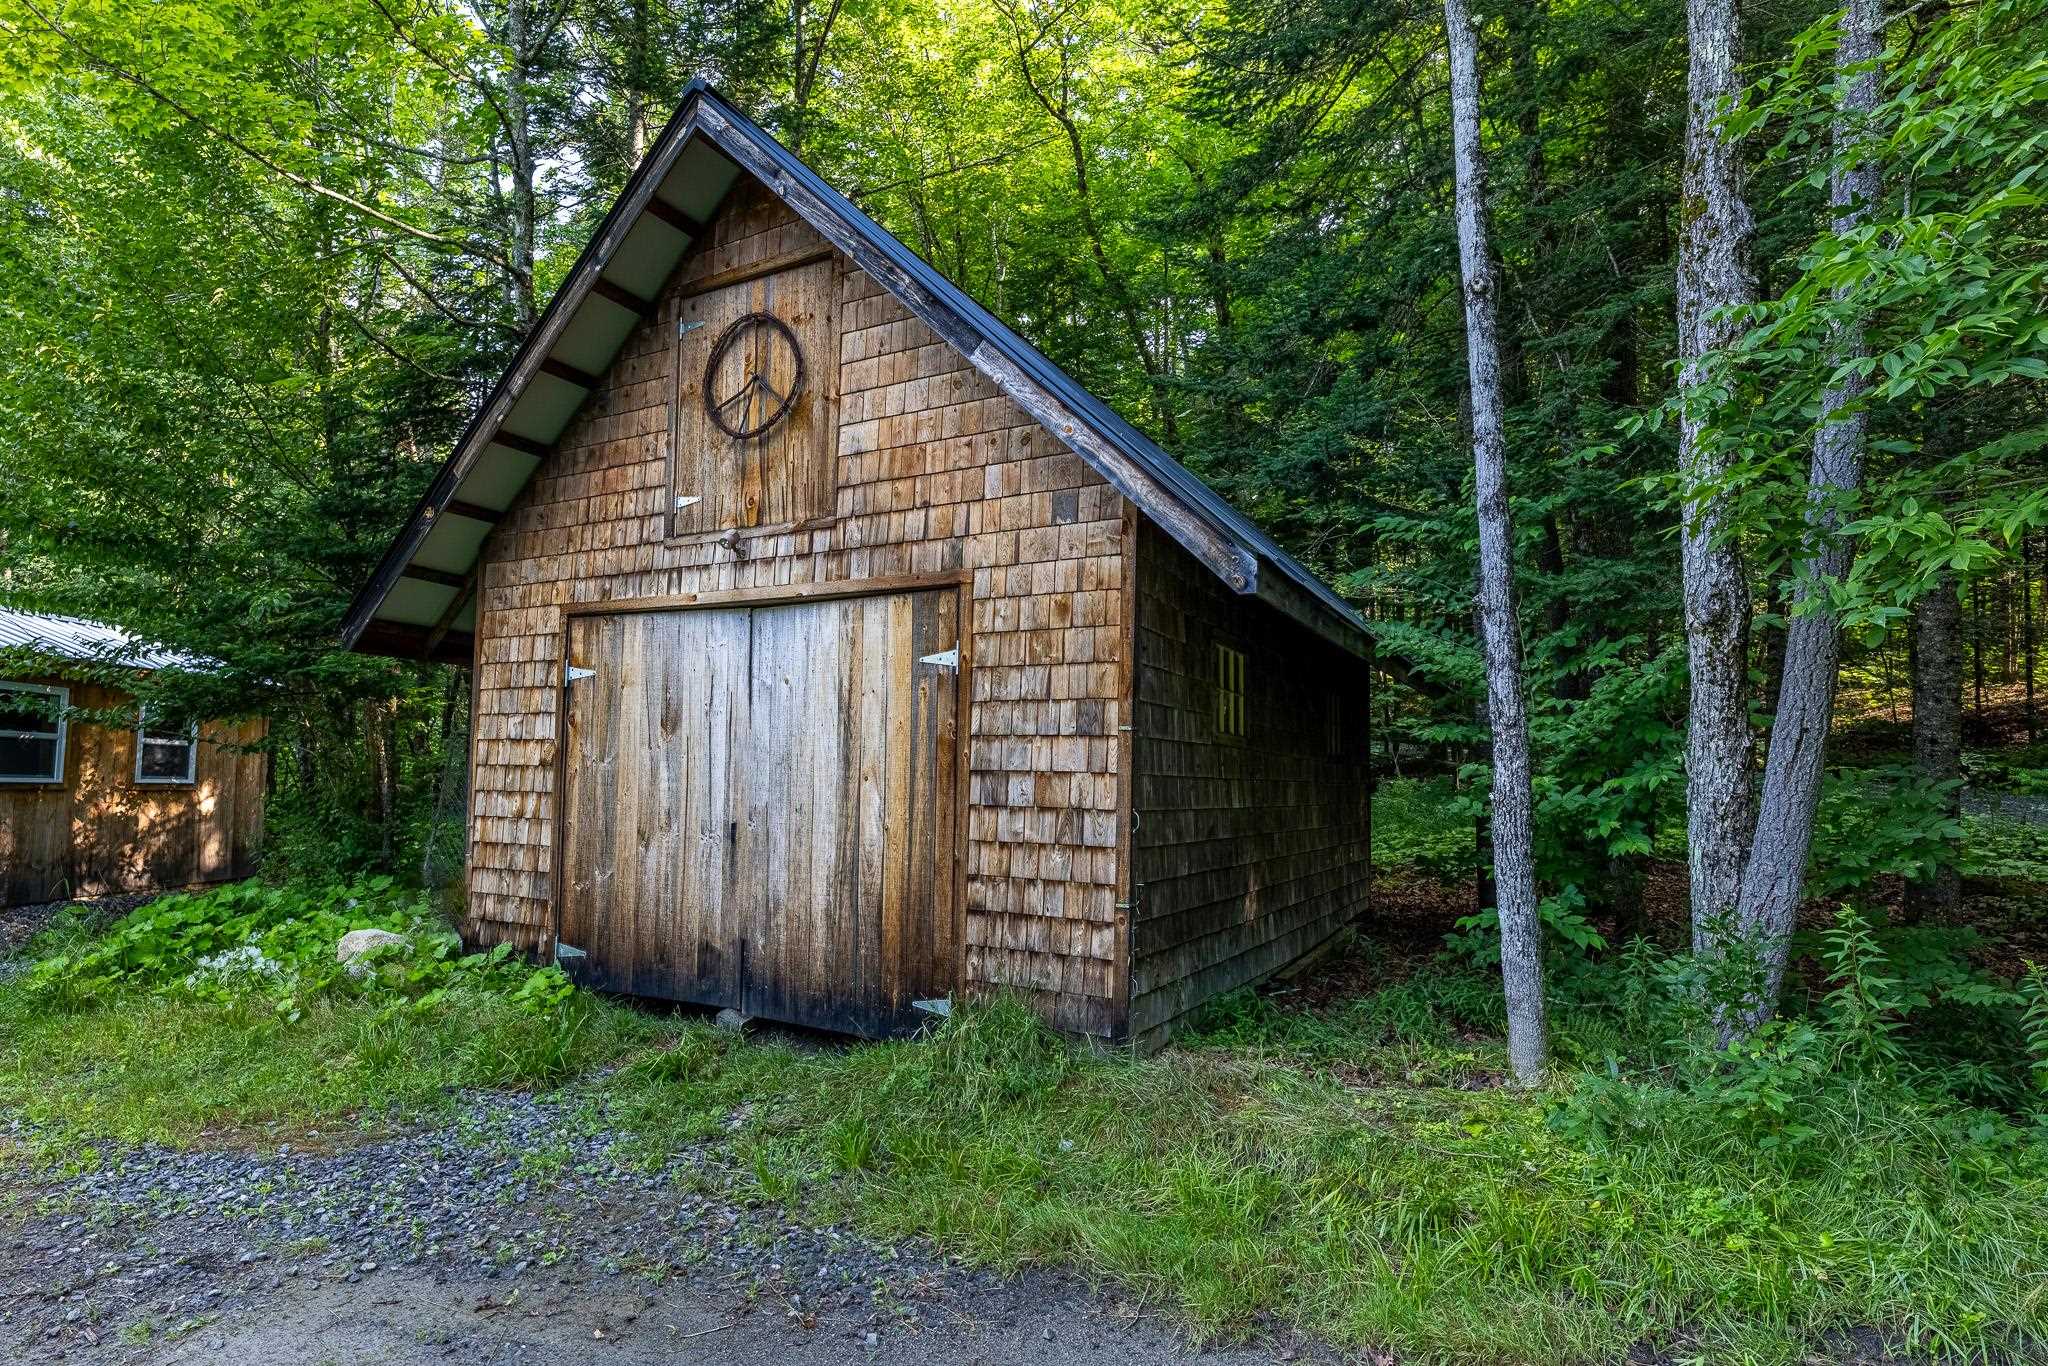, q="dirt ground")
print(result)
[1,1088,1334,1366]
